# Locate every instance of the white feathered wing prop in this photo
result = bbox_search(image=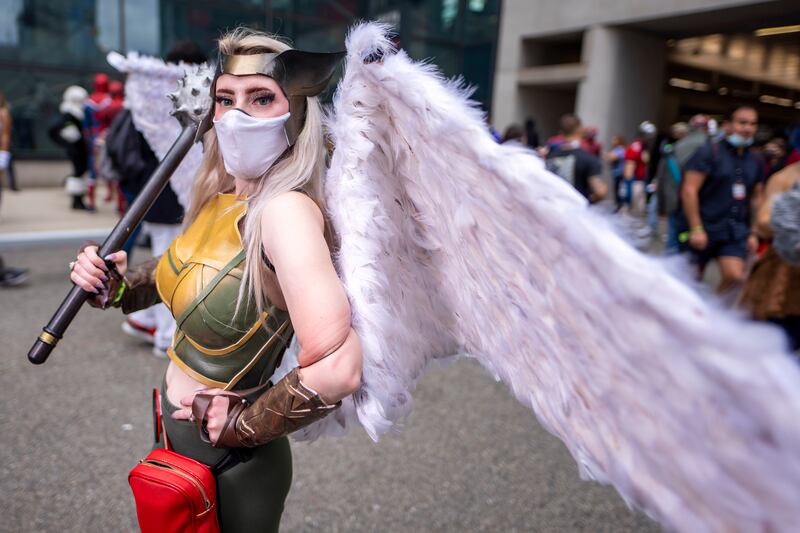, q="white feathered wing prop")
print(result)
[107,51,204,209]
[288,23,800,532]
